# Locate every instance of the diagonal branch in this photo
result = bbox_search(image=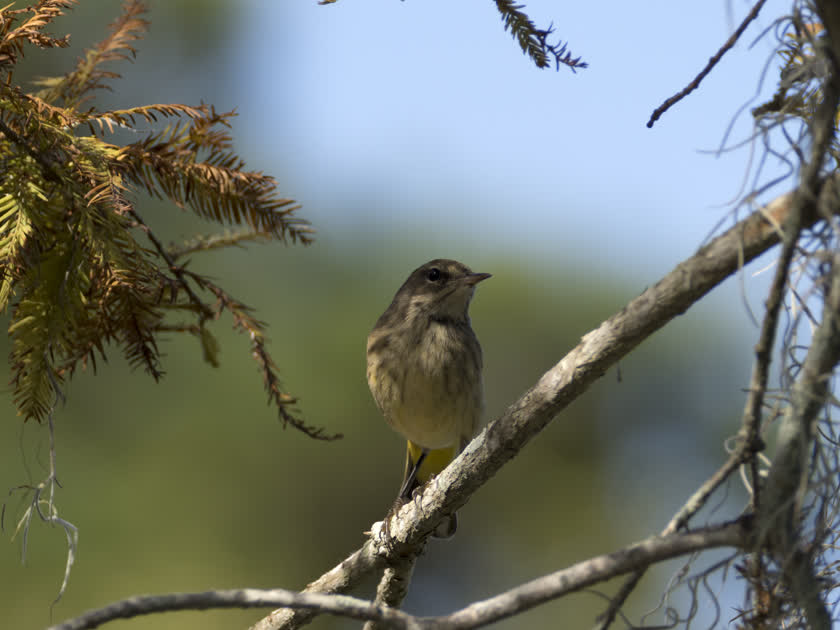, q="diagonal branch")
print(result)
[253,178,838,630]
[382,185,828,549]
